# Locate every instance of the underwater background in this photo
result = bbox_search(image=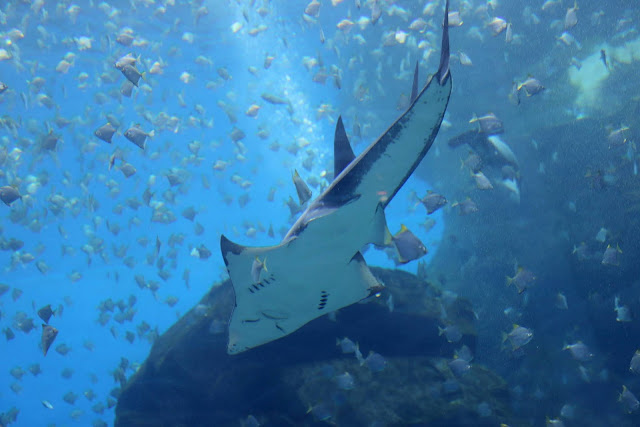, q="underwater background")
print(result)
[1,0,640,426]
